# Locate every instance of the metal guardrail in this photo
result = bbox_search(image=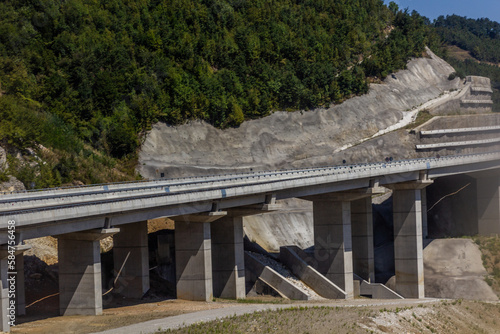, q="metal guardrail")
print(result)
[461,100,494,104]
[2,152,500,220]
[420,125,500,136]
[416,138,500,150]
